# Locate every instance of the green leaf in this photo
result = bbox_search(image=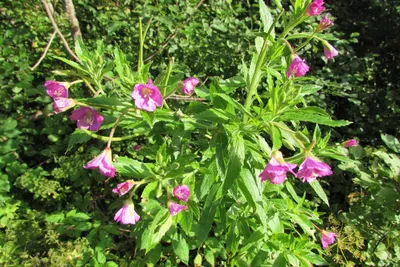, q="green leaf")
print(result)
[141,208,173,253]
[197,183,221,246]
[238,169,267,227]
[96,250,106,264]
[172,236,189,264]
[45,213,65,223]
[67,129,92,151]
[280,108,352,127]
[222,134,245,193]
[53,56,88,74]
[300,85,322,96]
[115,157,154,179]
[73,212,91,221]
[259,0,275,38]
[271,125,282,150]
[272,253,287,267]
[309,180,329,206]
[204,248,215,266]
[381,133,400,153]
[194,108,233,123]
